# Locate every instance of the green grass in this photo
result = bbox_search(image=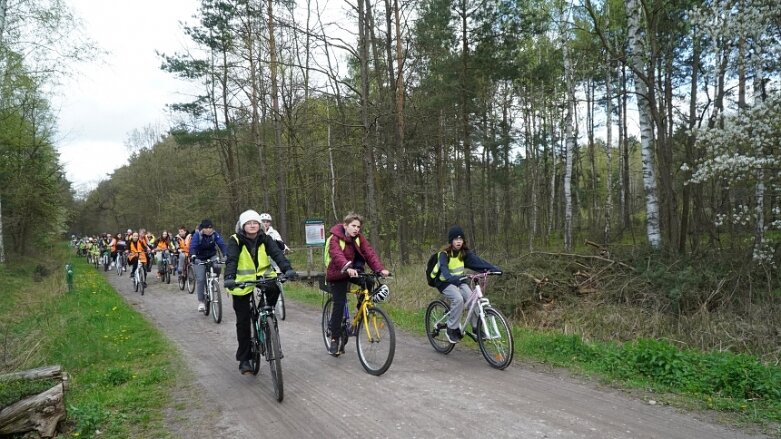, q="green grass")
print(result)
[283,273,781,434]
[0,247,186,438]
